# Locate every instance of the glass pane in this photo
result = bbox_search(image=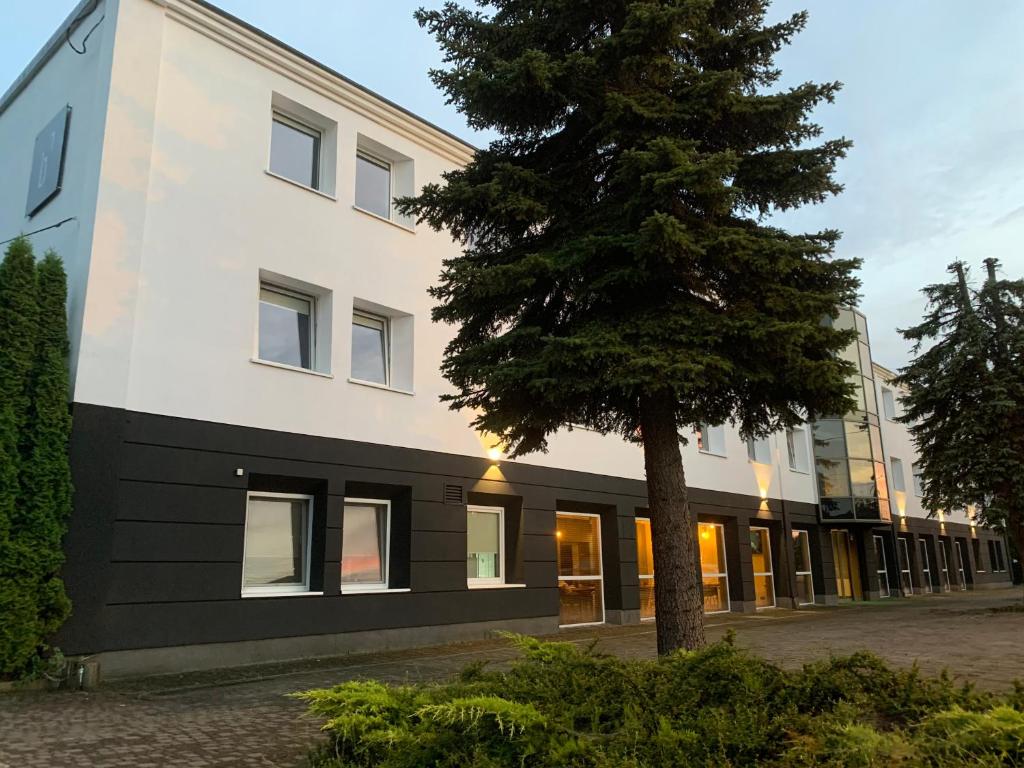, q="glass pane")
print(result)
[243,497,307,588]
[698,523,726,575]
[635,519,653,576]
[816,458,850,497]
[862,376,878,414]
[467,509,501,579]
[792,530,810,573]
[855,312,869,340]
[754,574,775,608]
[639,576,655,620]
[820,497,854,520]
[750,528,772,575]
[351,315,387,384]
[270,118,319,188]
[833,308,856,331]
[875,462,890,500]
[869,425,883,462]
[558,579,603,625]
[355,152,392,219]
[849,459,876,497]
[259,287,312,369]
[795,573,814,605]
[342,503,386,584]
[556,514,602,577]
[858,342,872,378]
[845,421,872,459]
[702,576,728,613]
[812,420,846,459]
[854,497,881,520]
